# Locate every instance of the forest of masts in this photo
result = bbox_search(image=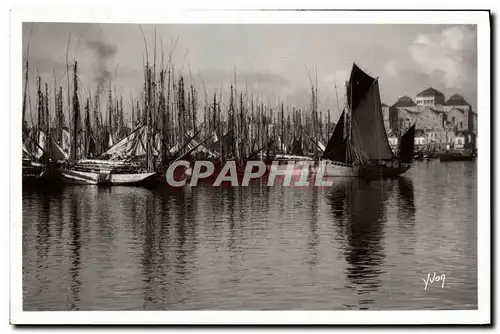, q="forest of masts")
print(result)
[22,38,338,172]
